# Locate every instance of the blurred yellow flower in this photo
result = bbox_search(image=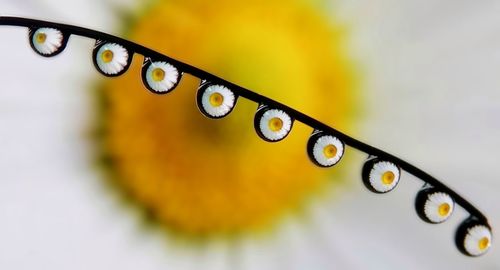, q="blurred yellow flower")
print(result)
[99,0,359,236]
